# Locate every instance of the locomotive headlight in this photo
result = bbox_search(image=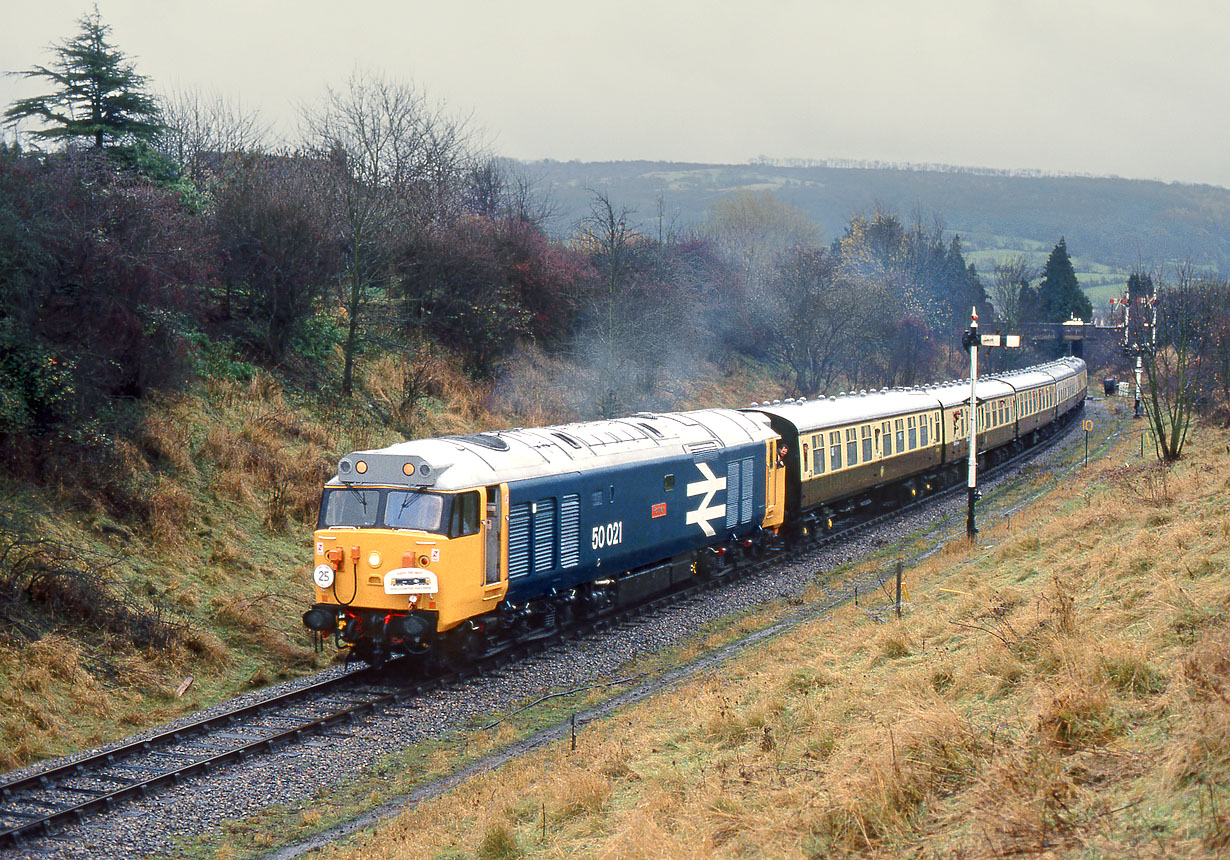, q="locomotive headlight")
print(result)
[313,563,335,588]
[368,551,382,569]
